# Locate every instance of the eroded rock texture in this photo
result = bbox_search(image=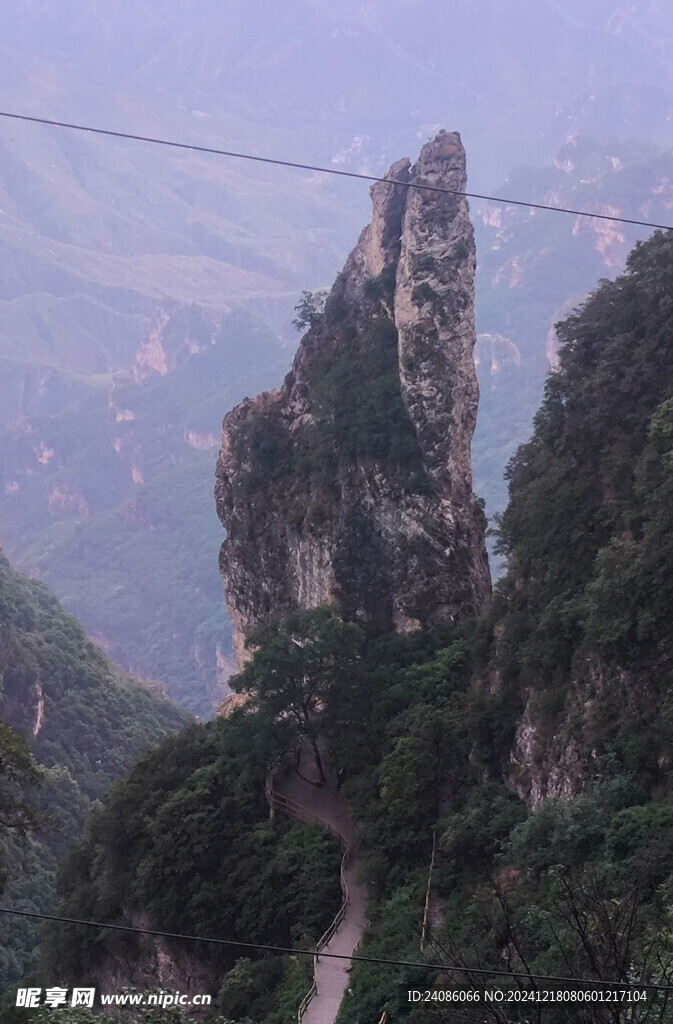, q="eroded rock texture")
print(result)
[216,131,490,663]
